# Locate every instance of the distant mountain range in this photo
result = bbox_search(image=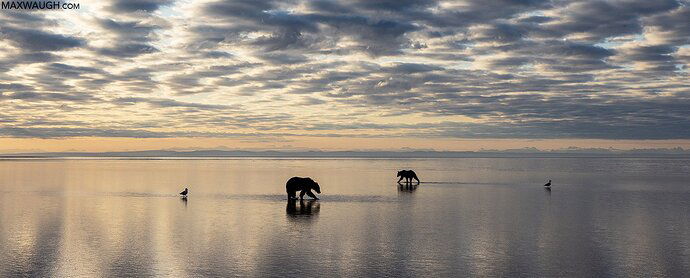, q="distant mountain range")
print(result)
[2,147,689,158]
